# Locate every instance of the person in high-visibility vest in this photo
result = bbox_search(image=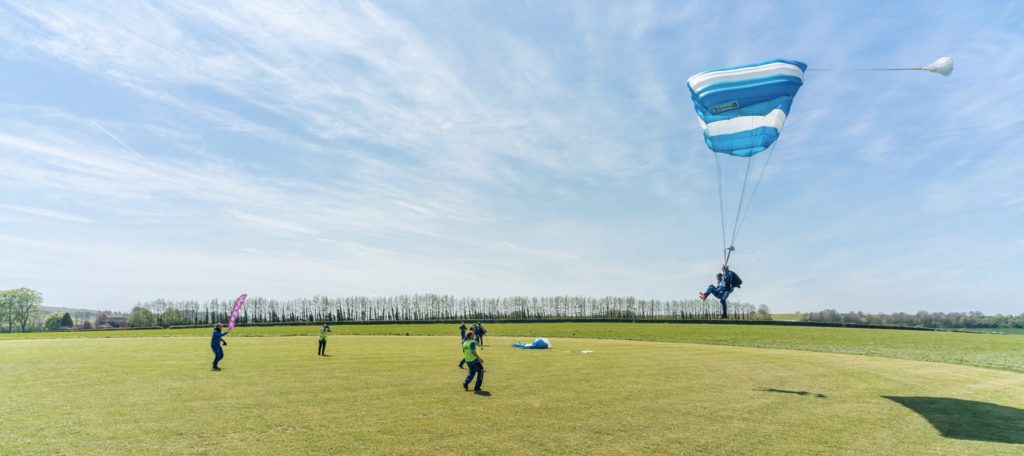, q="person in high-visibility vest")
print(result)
[317,324,331,356]
[462,330,484,391]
